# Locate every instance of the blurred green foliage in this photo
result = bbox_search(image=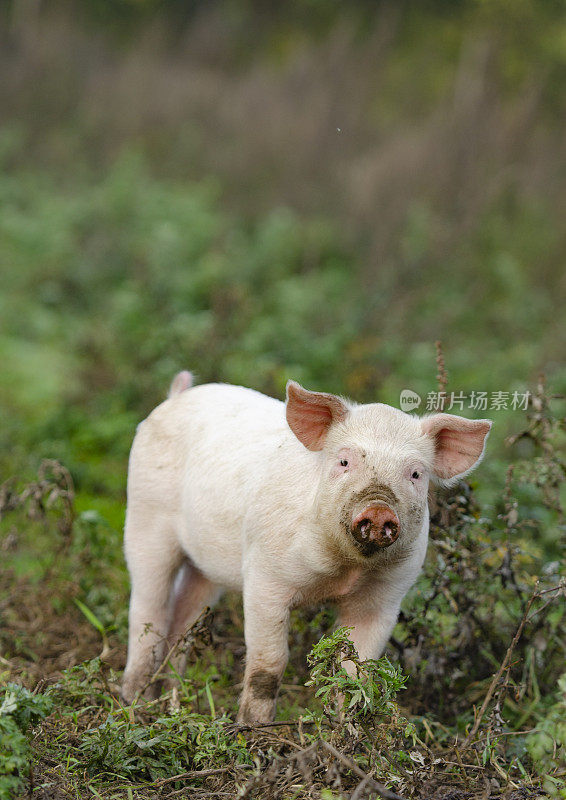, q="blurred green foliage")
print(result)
[0,150,361,494]
[1,145,564,547]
